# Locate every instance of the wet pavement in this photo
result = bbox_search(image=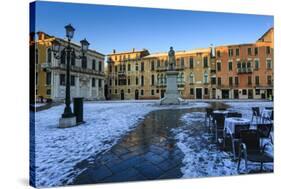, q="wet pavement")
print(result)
[69,102,229,185]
